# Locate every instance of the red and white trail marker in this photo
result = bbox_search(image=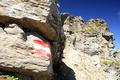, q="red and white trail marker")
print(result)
[31,38,51,60]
